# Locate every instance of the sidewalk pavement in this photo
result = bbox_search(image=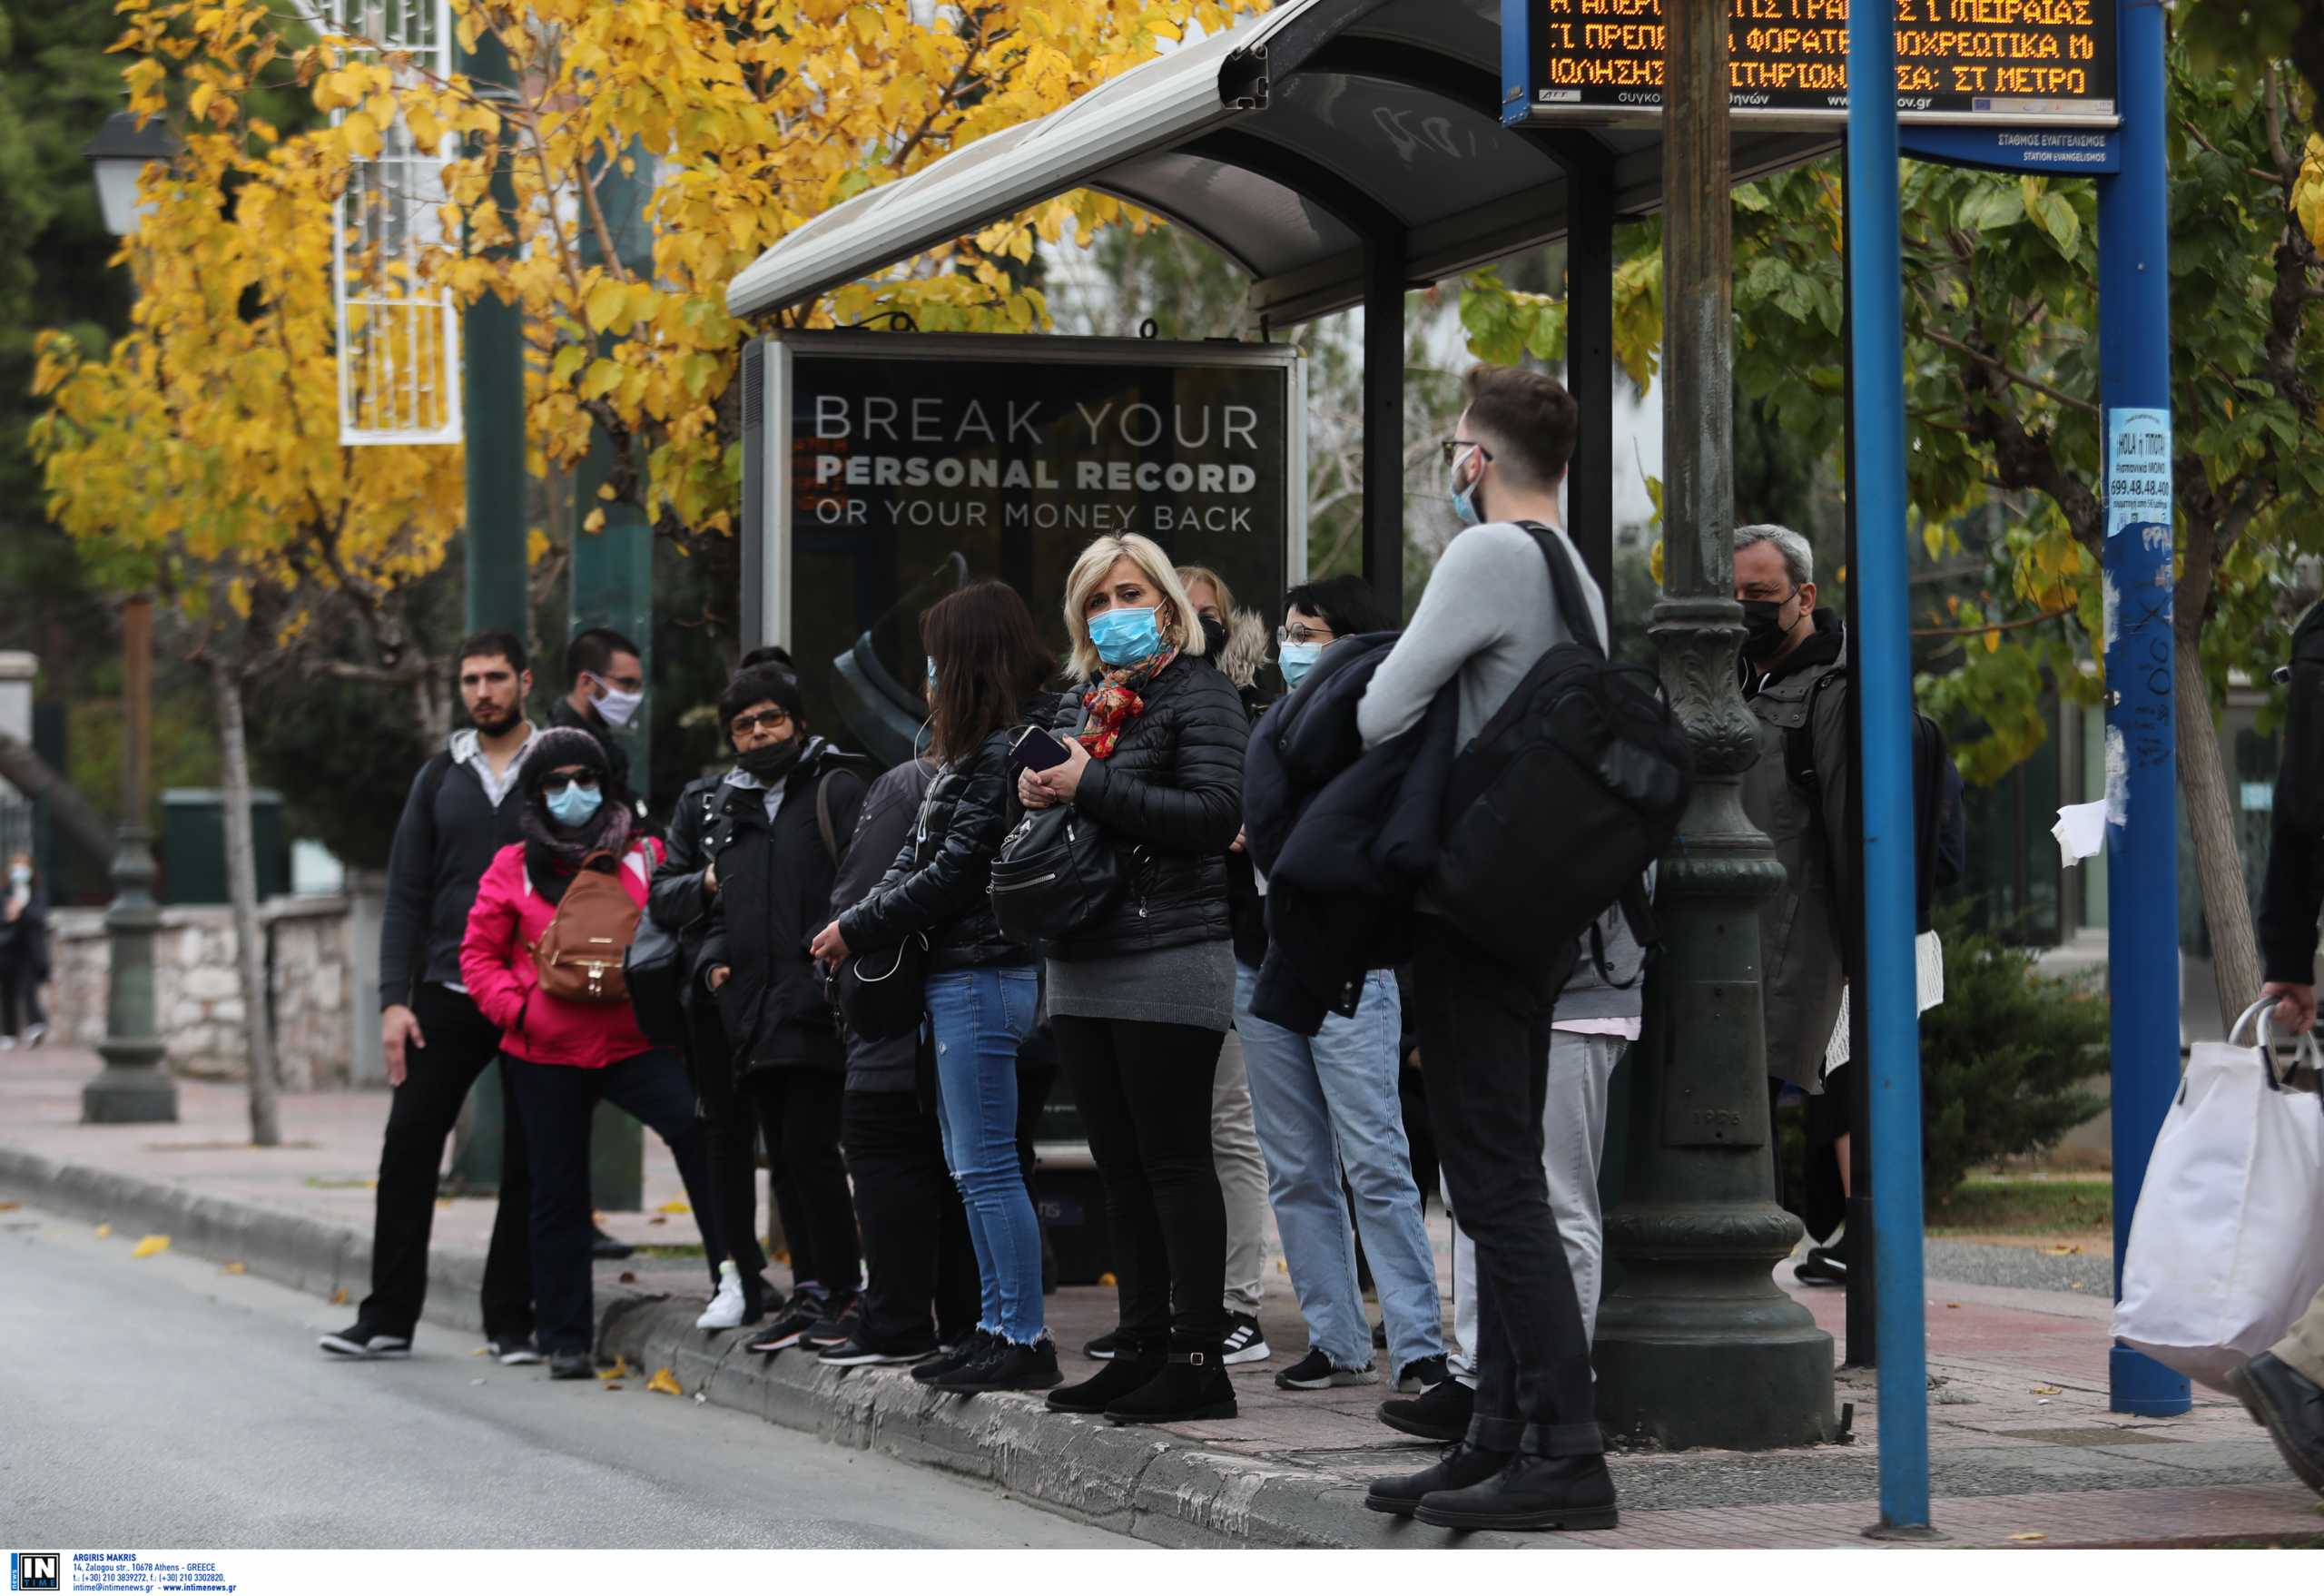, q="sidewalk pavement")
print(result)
[4,1048,2319,1550]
